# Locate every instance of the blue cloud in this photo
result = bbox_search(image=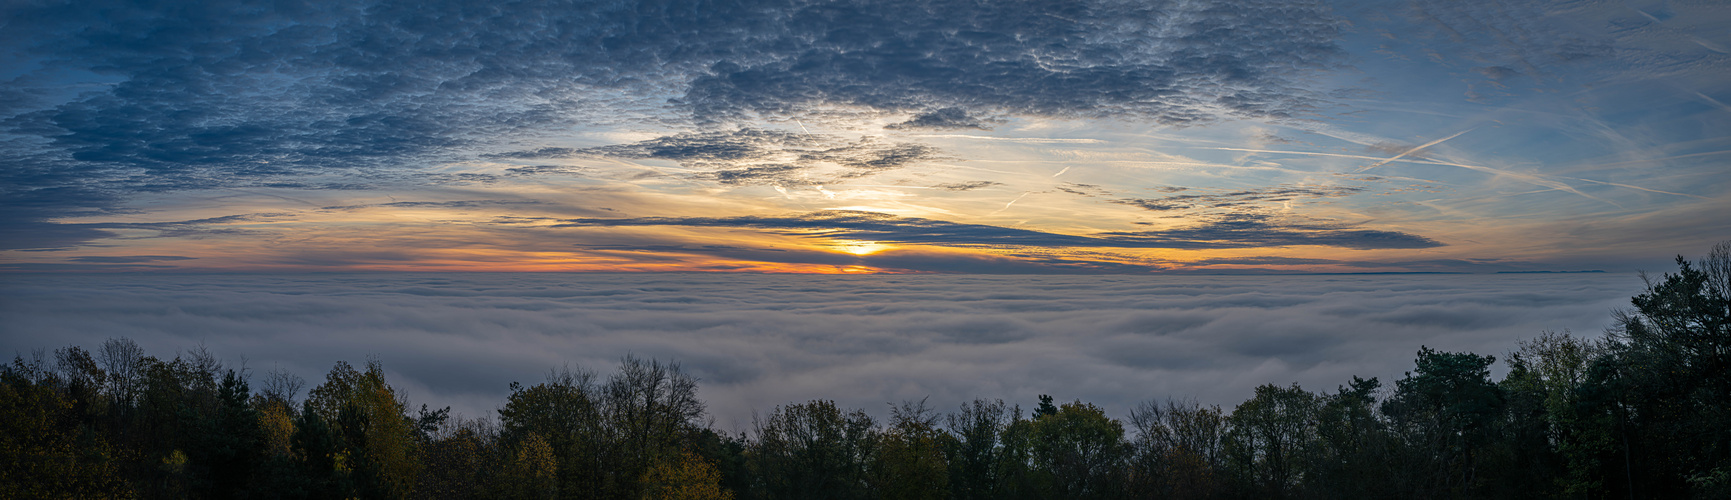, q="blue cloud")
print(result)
[553,209,1442,250]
